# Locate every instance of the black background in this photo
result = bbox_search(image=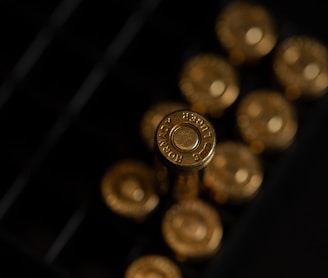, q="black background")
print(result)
[0,0,327,277]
